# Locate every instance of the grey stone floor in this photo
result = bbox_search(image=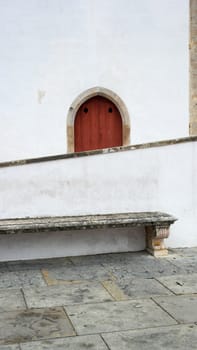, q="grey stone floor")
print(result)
[0,248,197,349]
